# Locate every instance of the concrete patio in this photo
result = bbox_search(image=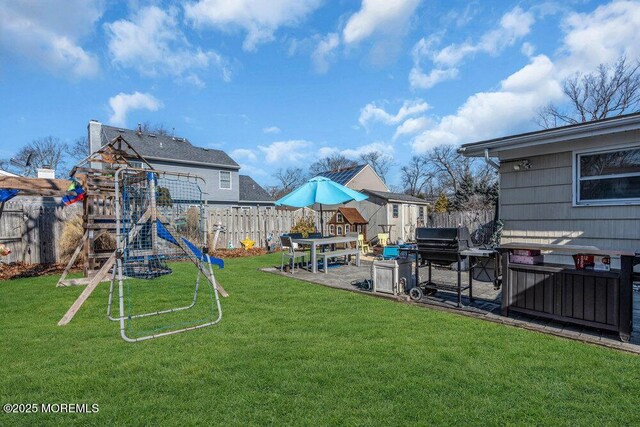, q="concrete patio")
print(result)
[262,259,640,354]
